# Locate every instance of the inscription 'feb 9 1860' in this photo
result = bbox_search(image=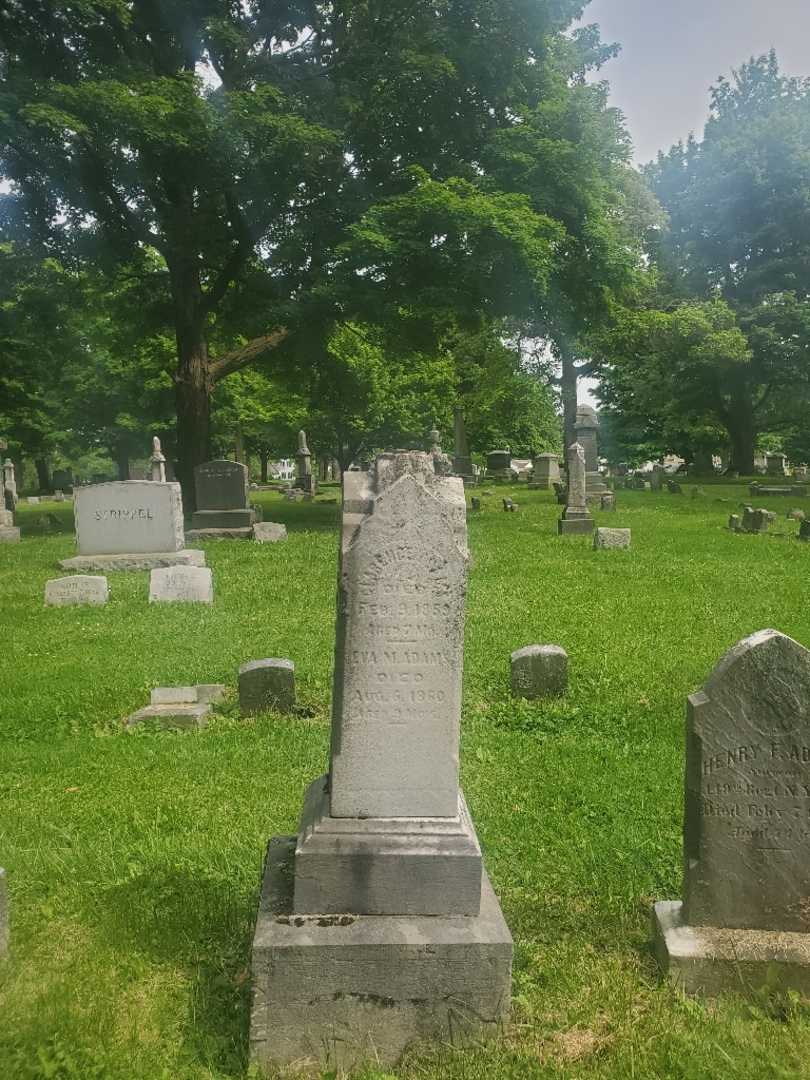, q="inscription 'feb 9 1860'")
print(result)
[684,629,810,932]
[329,461,467,820]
